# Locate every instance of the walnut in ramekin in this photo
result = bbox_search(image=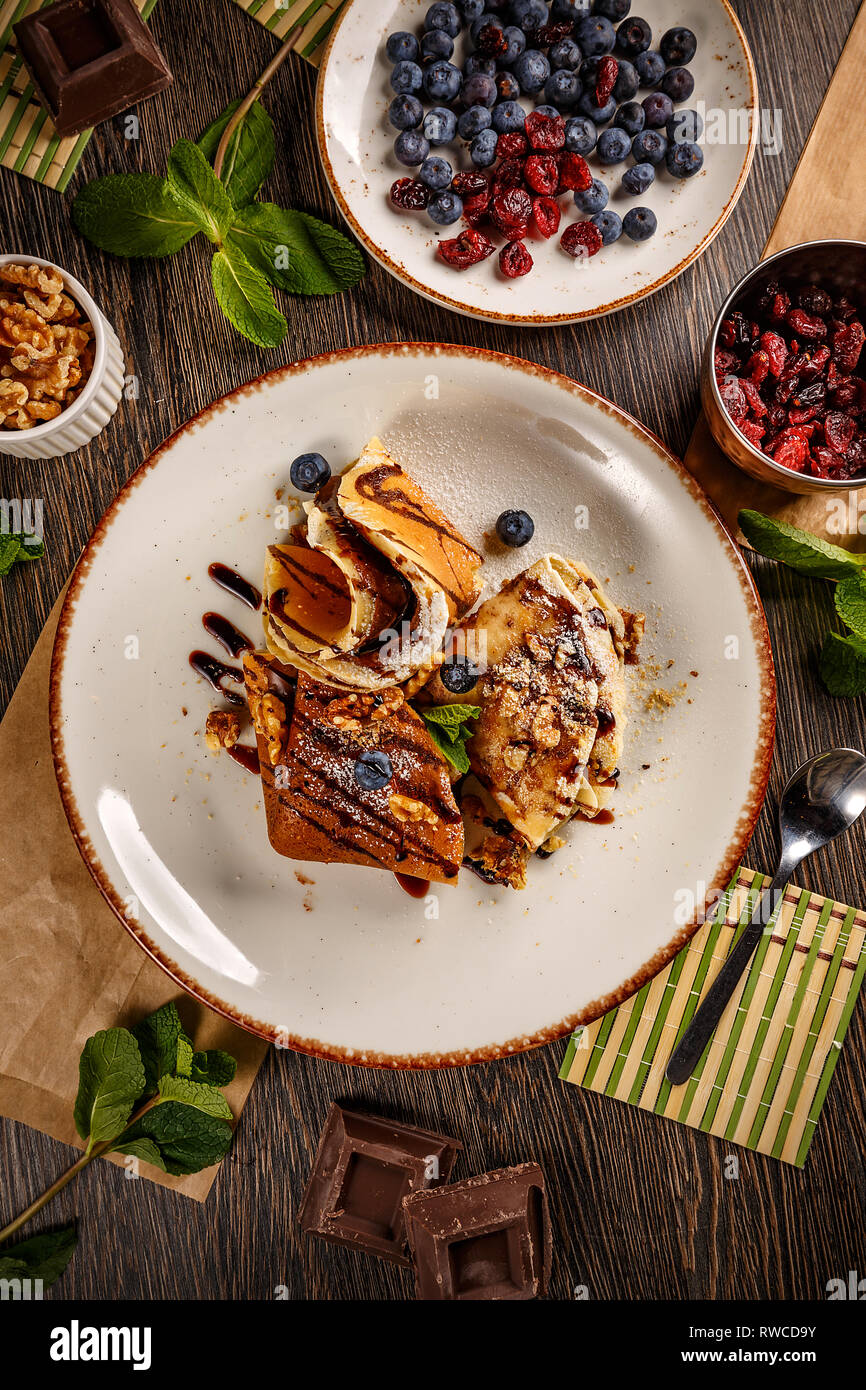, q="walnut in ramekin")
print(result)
[0,262,95,431]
